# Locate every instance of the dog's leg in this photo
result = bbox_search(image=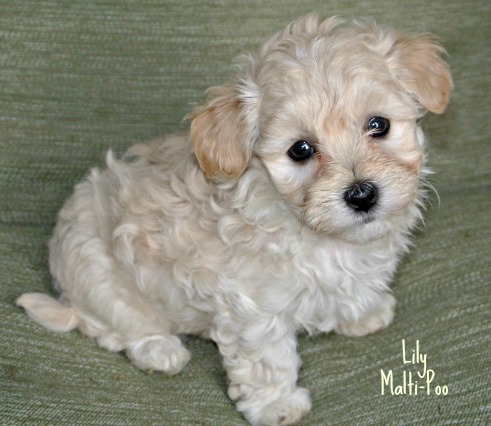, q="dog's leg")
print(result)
[335,292,396,337]
[45,224,191,375]
[78,273,191,376]
[212,315,311,426]
[20,270,191,376]
[74,265,191,375]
